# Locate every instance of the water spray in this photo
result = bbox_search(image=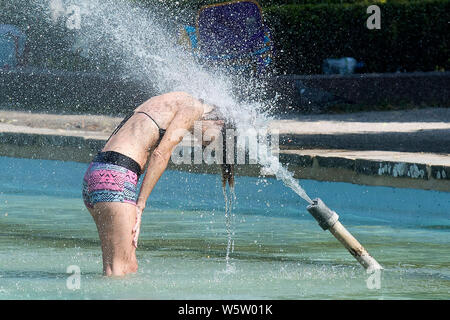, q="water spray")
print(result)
[33,0,382,271]
[307,198,383,271]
